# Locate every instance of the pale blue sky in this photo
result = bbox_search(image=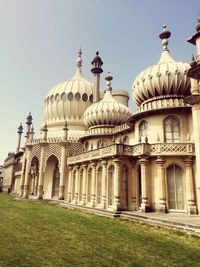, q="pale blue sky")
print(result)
[0,0,198,164]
